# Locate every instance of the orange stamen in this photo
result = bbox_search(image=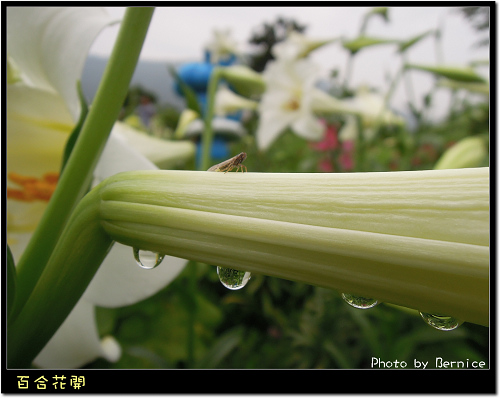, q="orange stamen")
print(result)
[7,172,59,202]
